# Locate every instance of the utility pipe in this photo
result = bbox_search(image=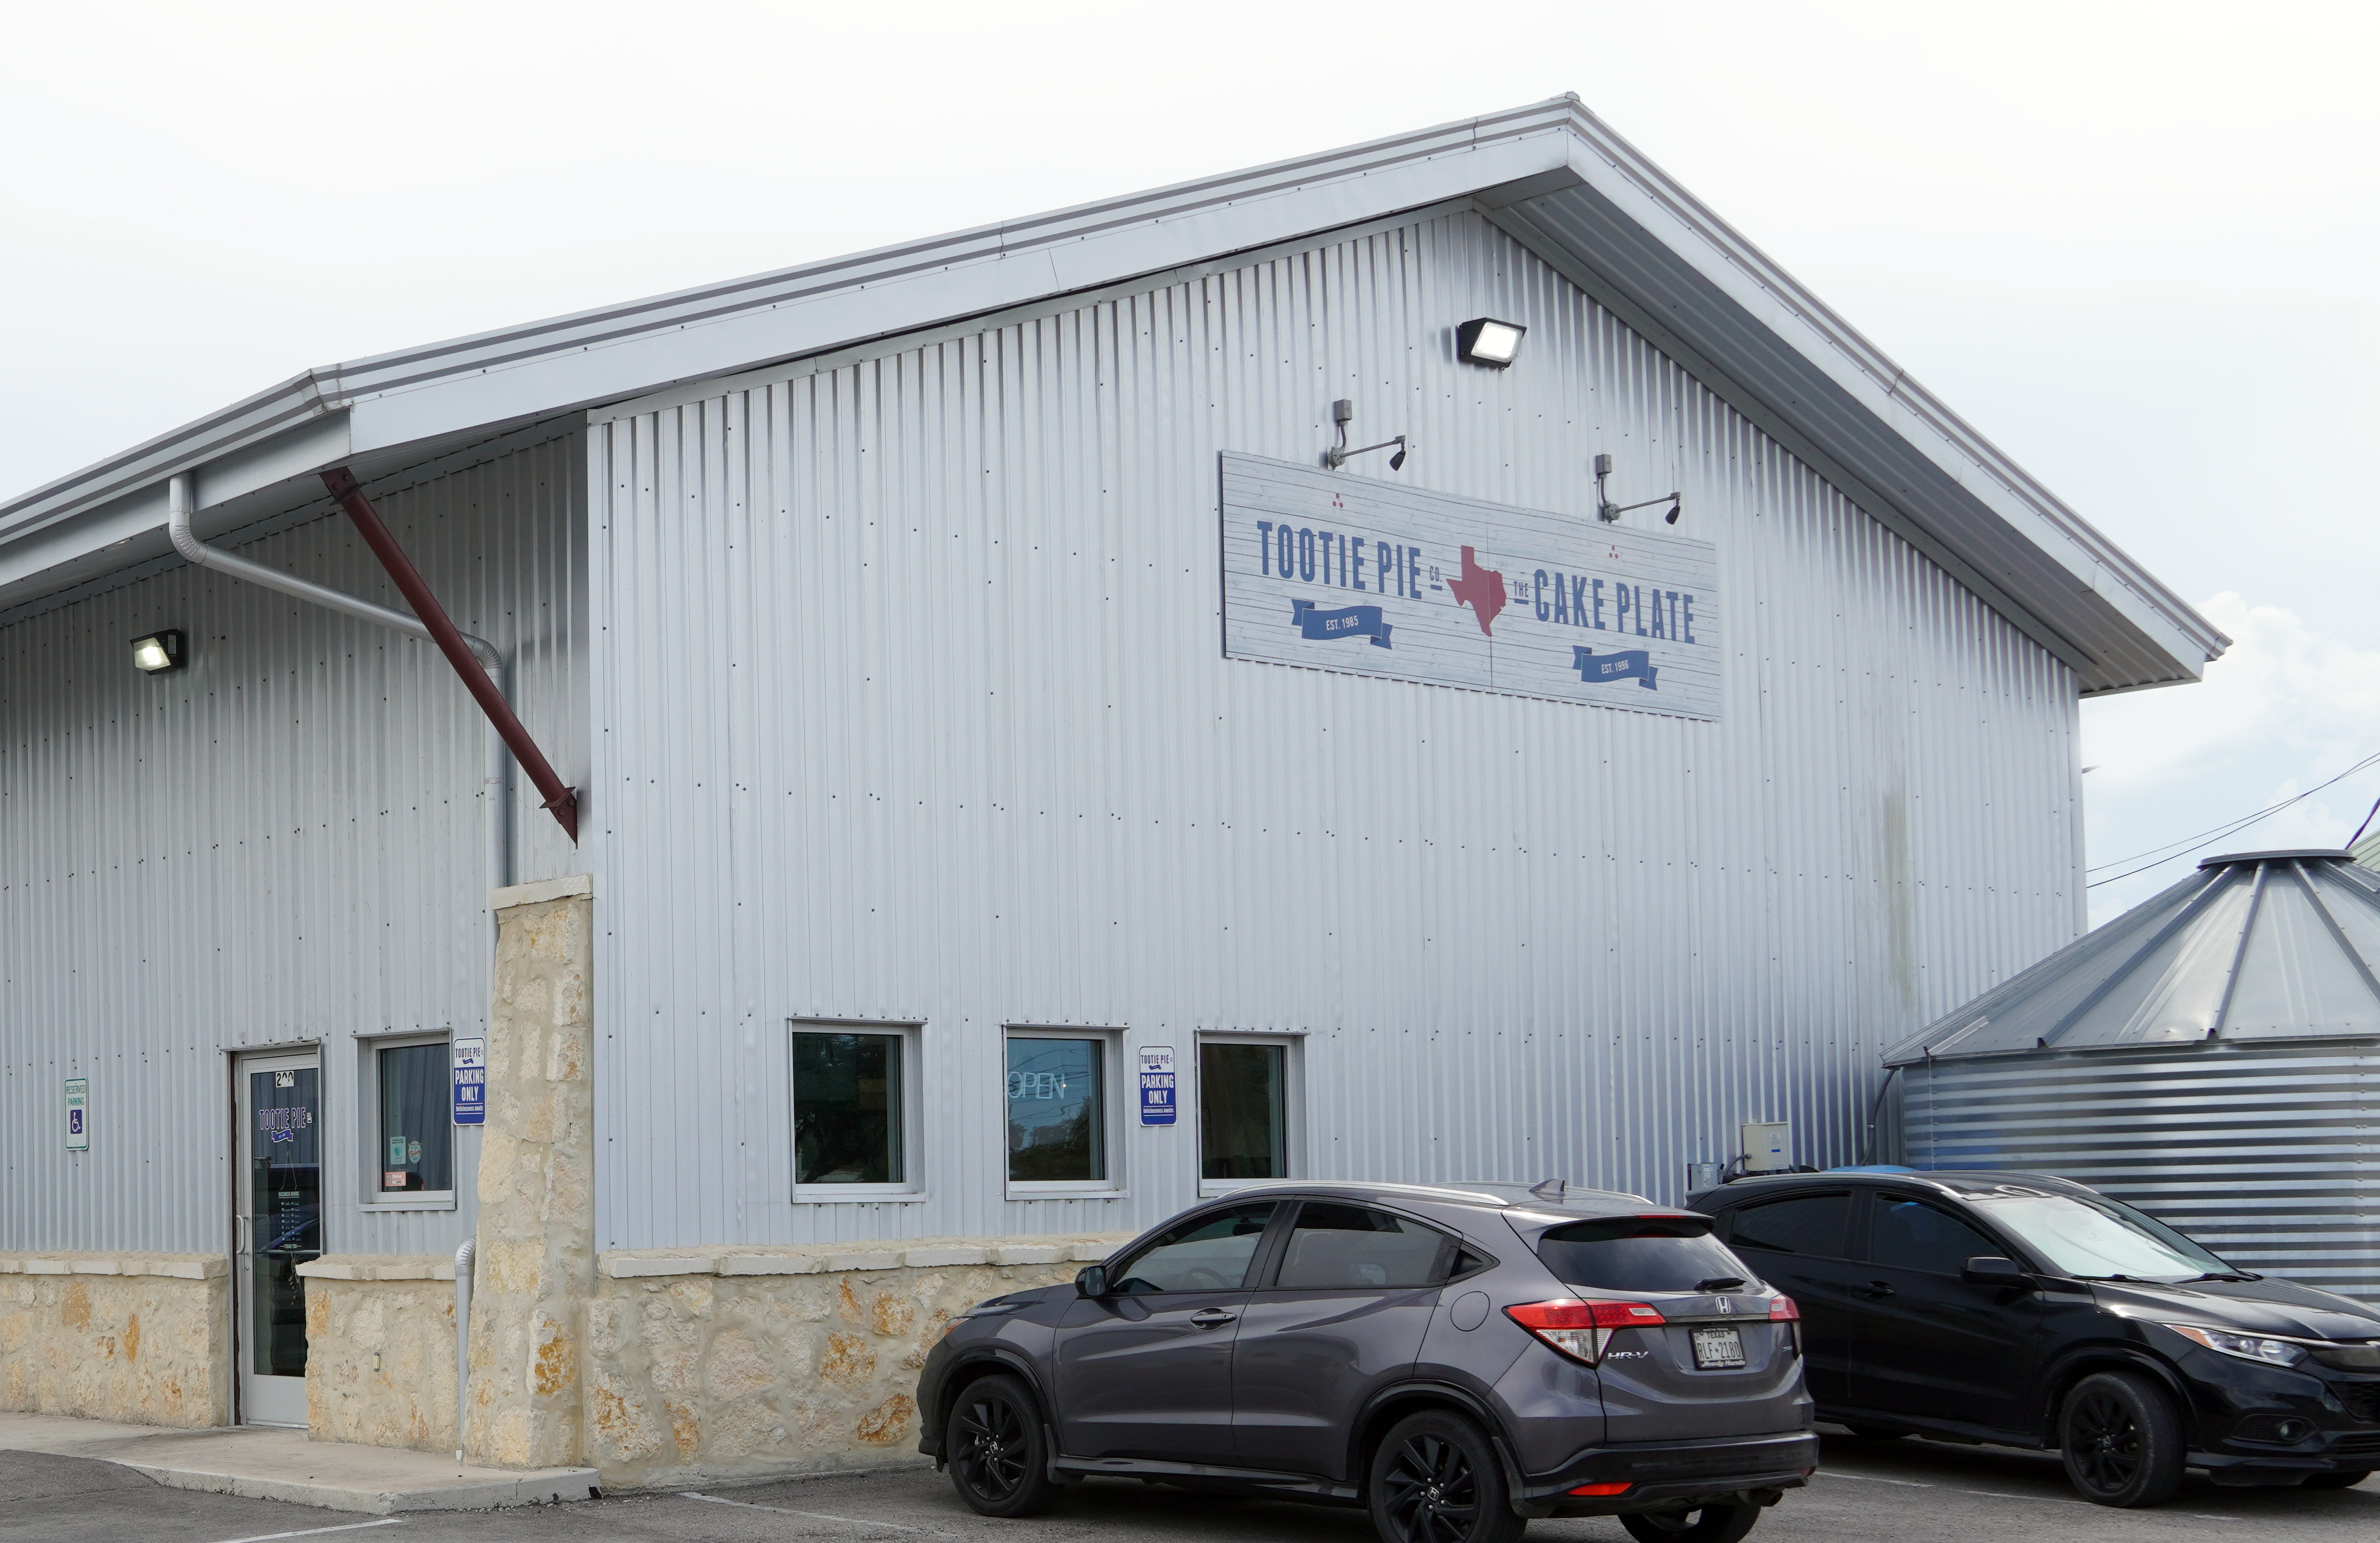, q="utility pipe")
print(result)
[322,468,578,844]
[169,472,517,885]
[169,474,500,670]
[453,1237,475,1462]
